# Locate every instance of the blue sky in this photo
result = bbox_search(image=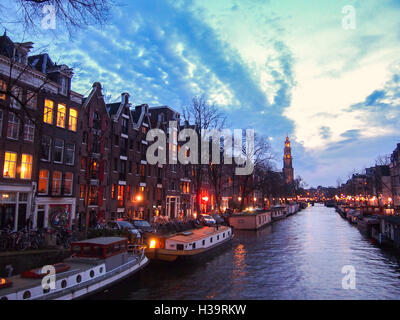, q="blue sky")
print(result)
[7,0,400,187]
